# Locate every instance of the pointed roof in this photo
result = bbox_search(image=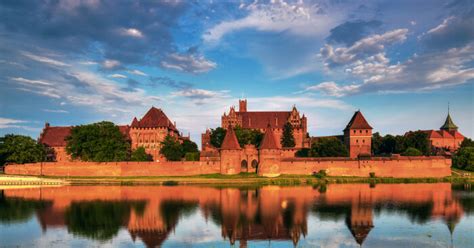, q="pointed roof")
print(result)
[131,107,177,131]
[440,113,458,131]
[344,111,373,131]
[260,125,279,149]
[221,126,241,150]
[131,117,139,126]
